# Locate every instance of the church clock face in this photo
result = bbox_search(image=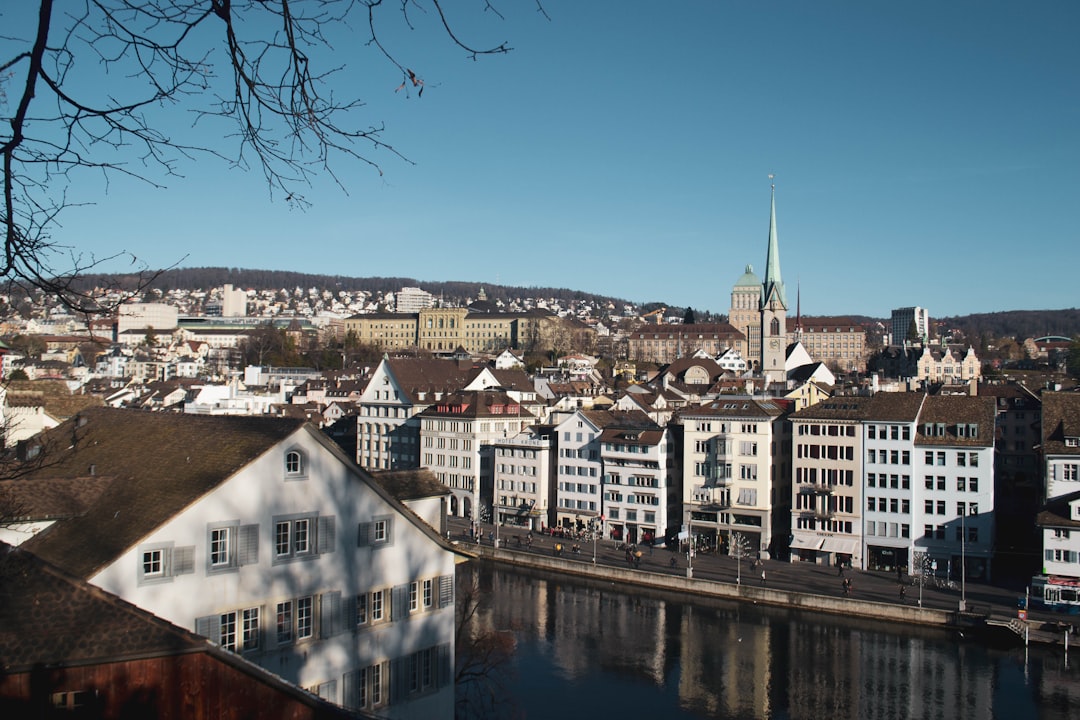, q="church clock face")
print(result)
[769,339,781,349]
